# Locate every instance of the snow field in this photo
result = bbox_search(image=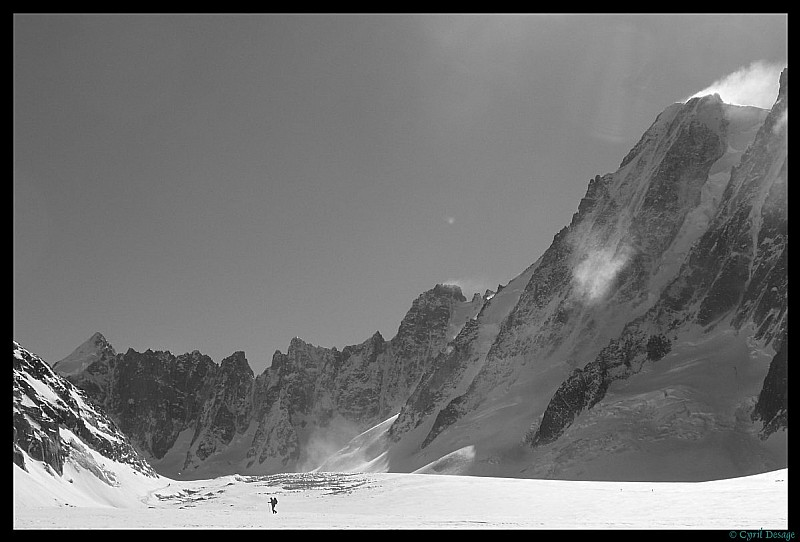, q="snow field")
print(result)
[14,464,788,529]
